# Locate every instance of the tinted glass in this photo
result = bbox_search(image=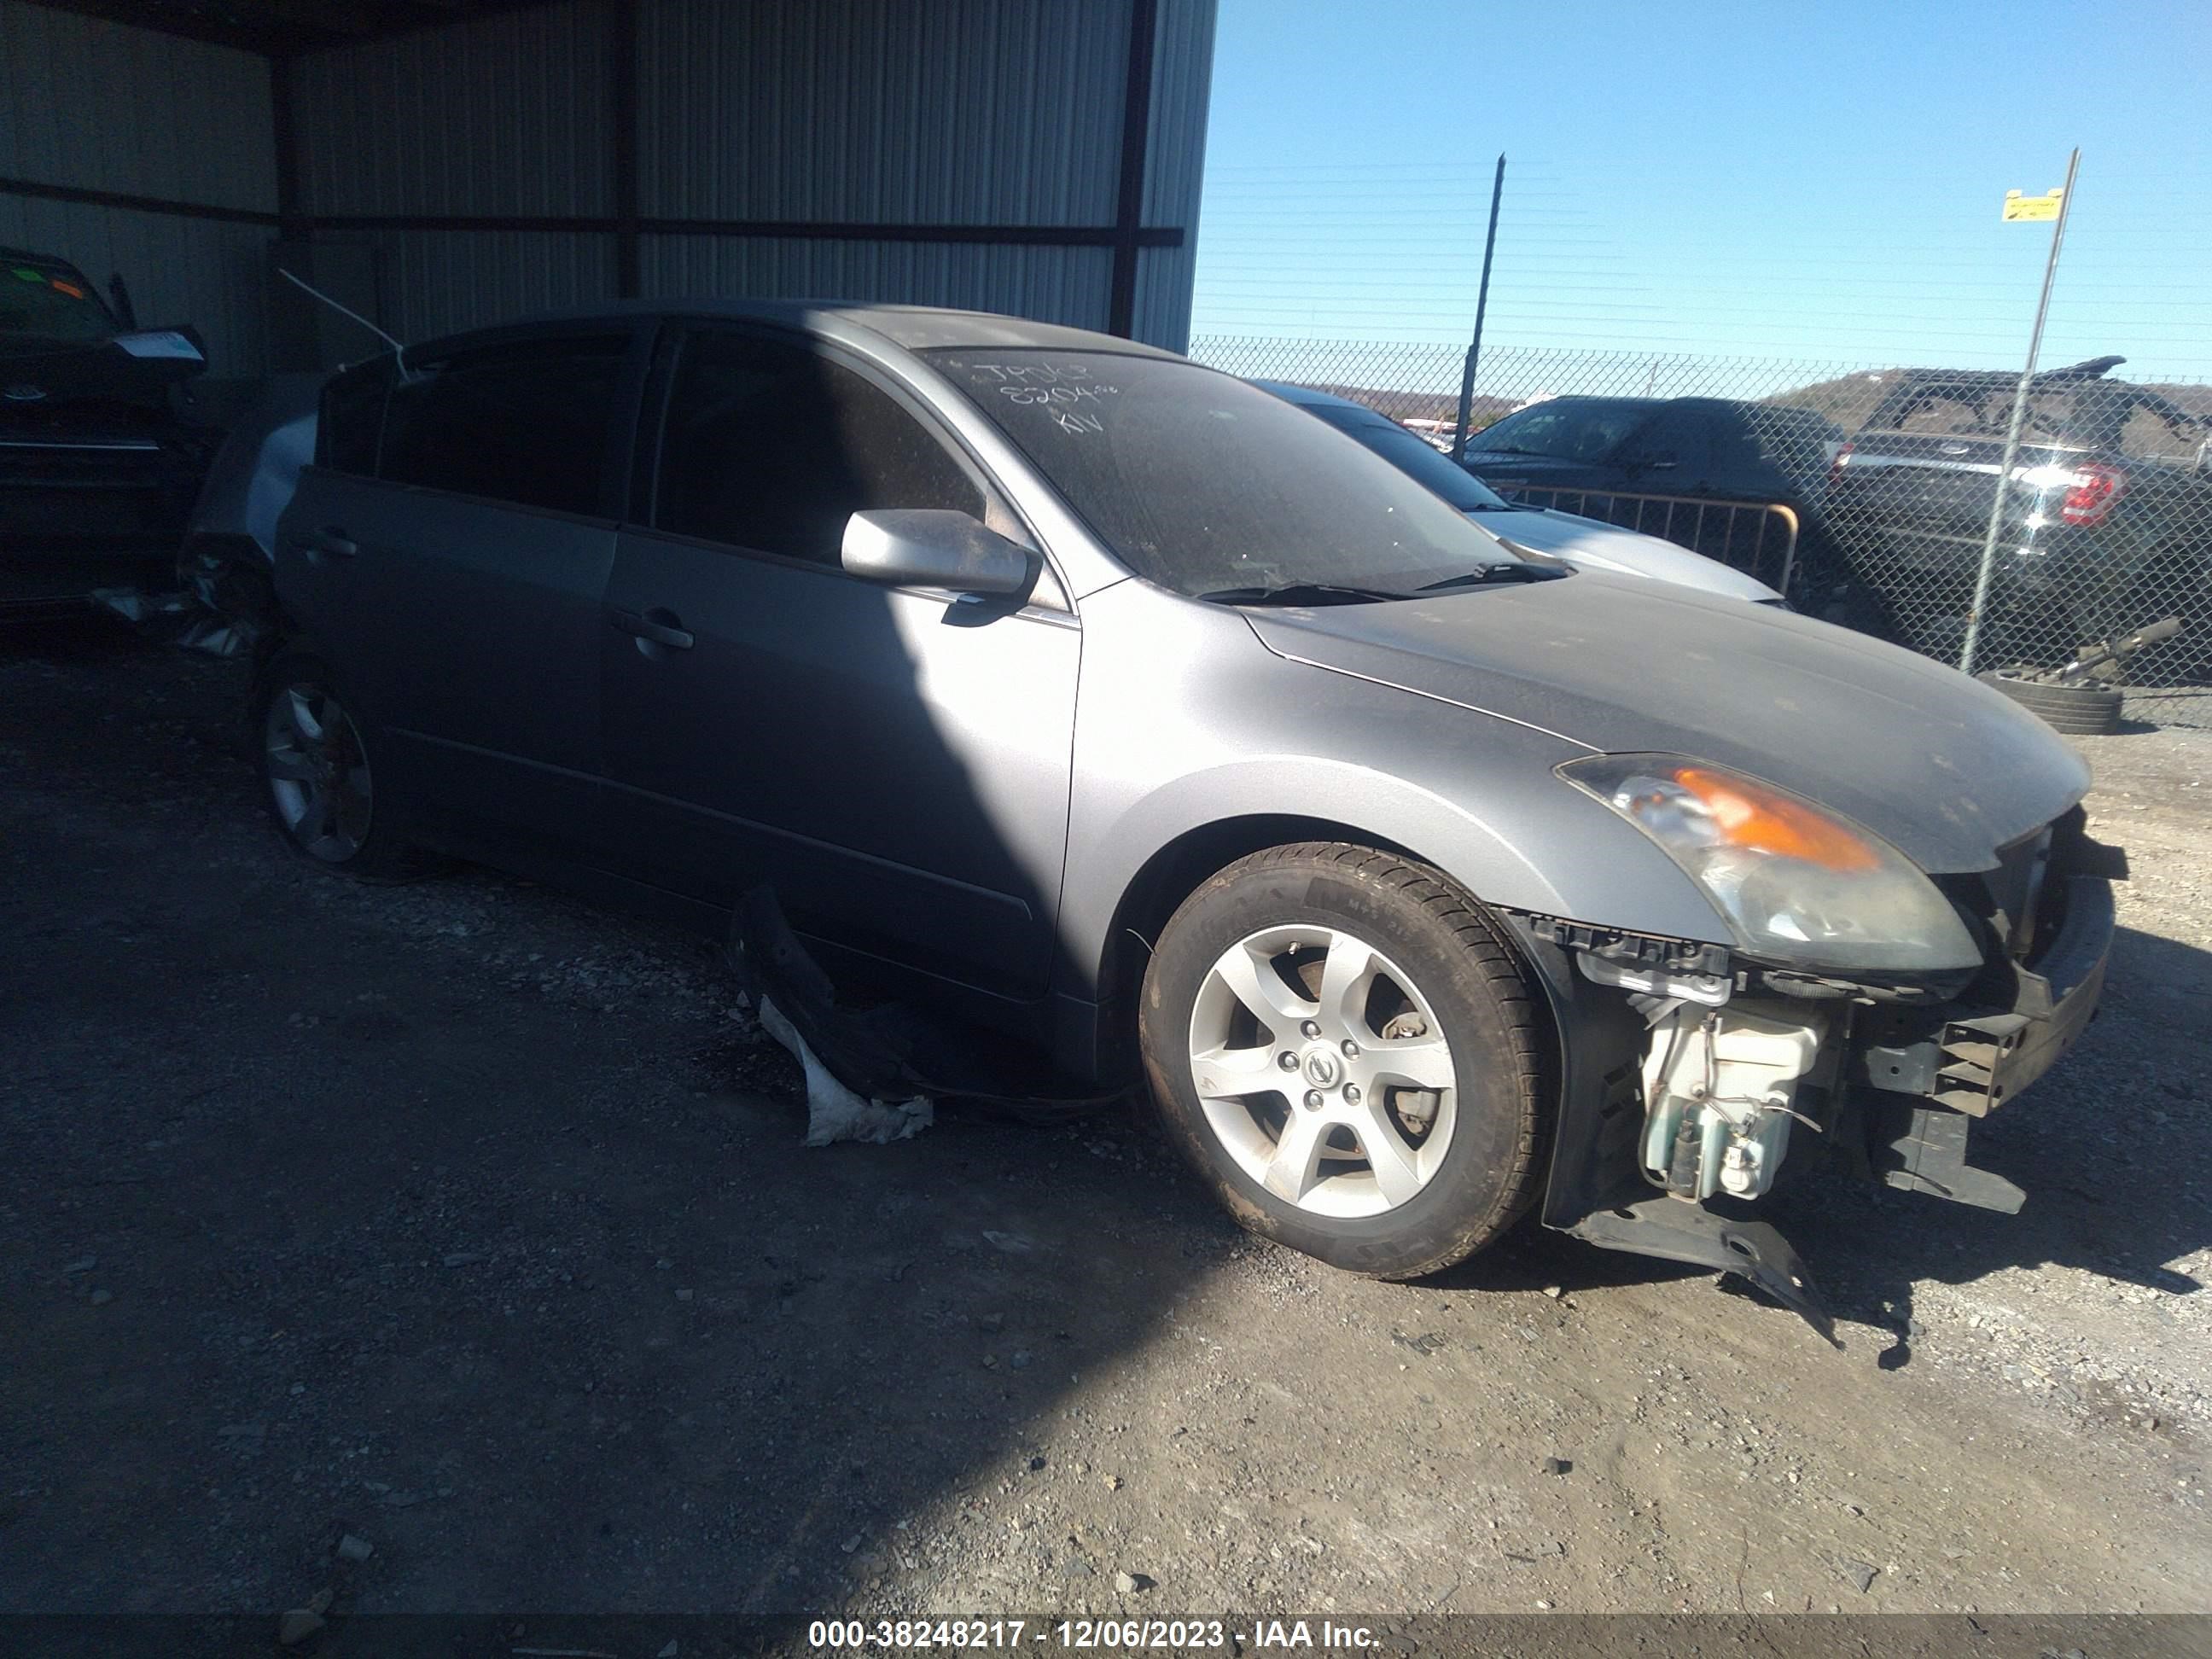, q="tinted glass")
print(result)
[319,362,387,476]
[926,349,1528,597]
[378,335,628,515]
[656,331,981,562]
[0,259,115,347]
[1302,401,1513,511]
[1470,400,1648,462]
